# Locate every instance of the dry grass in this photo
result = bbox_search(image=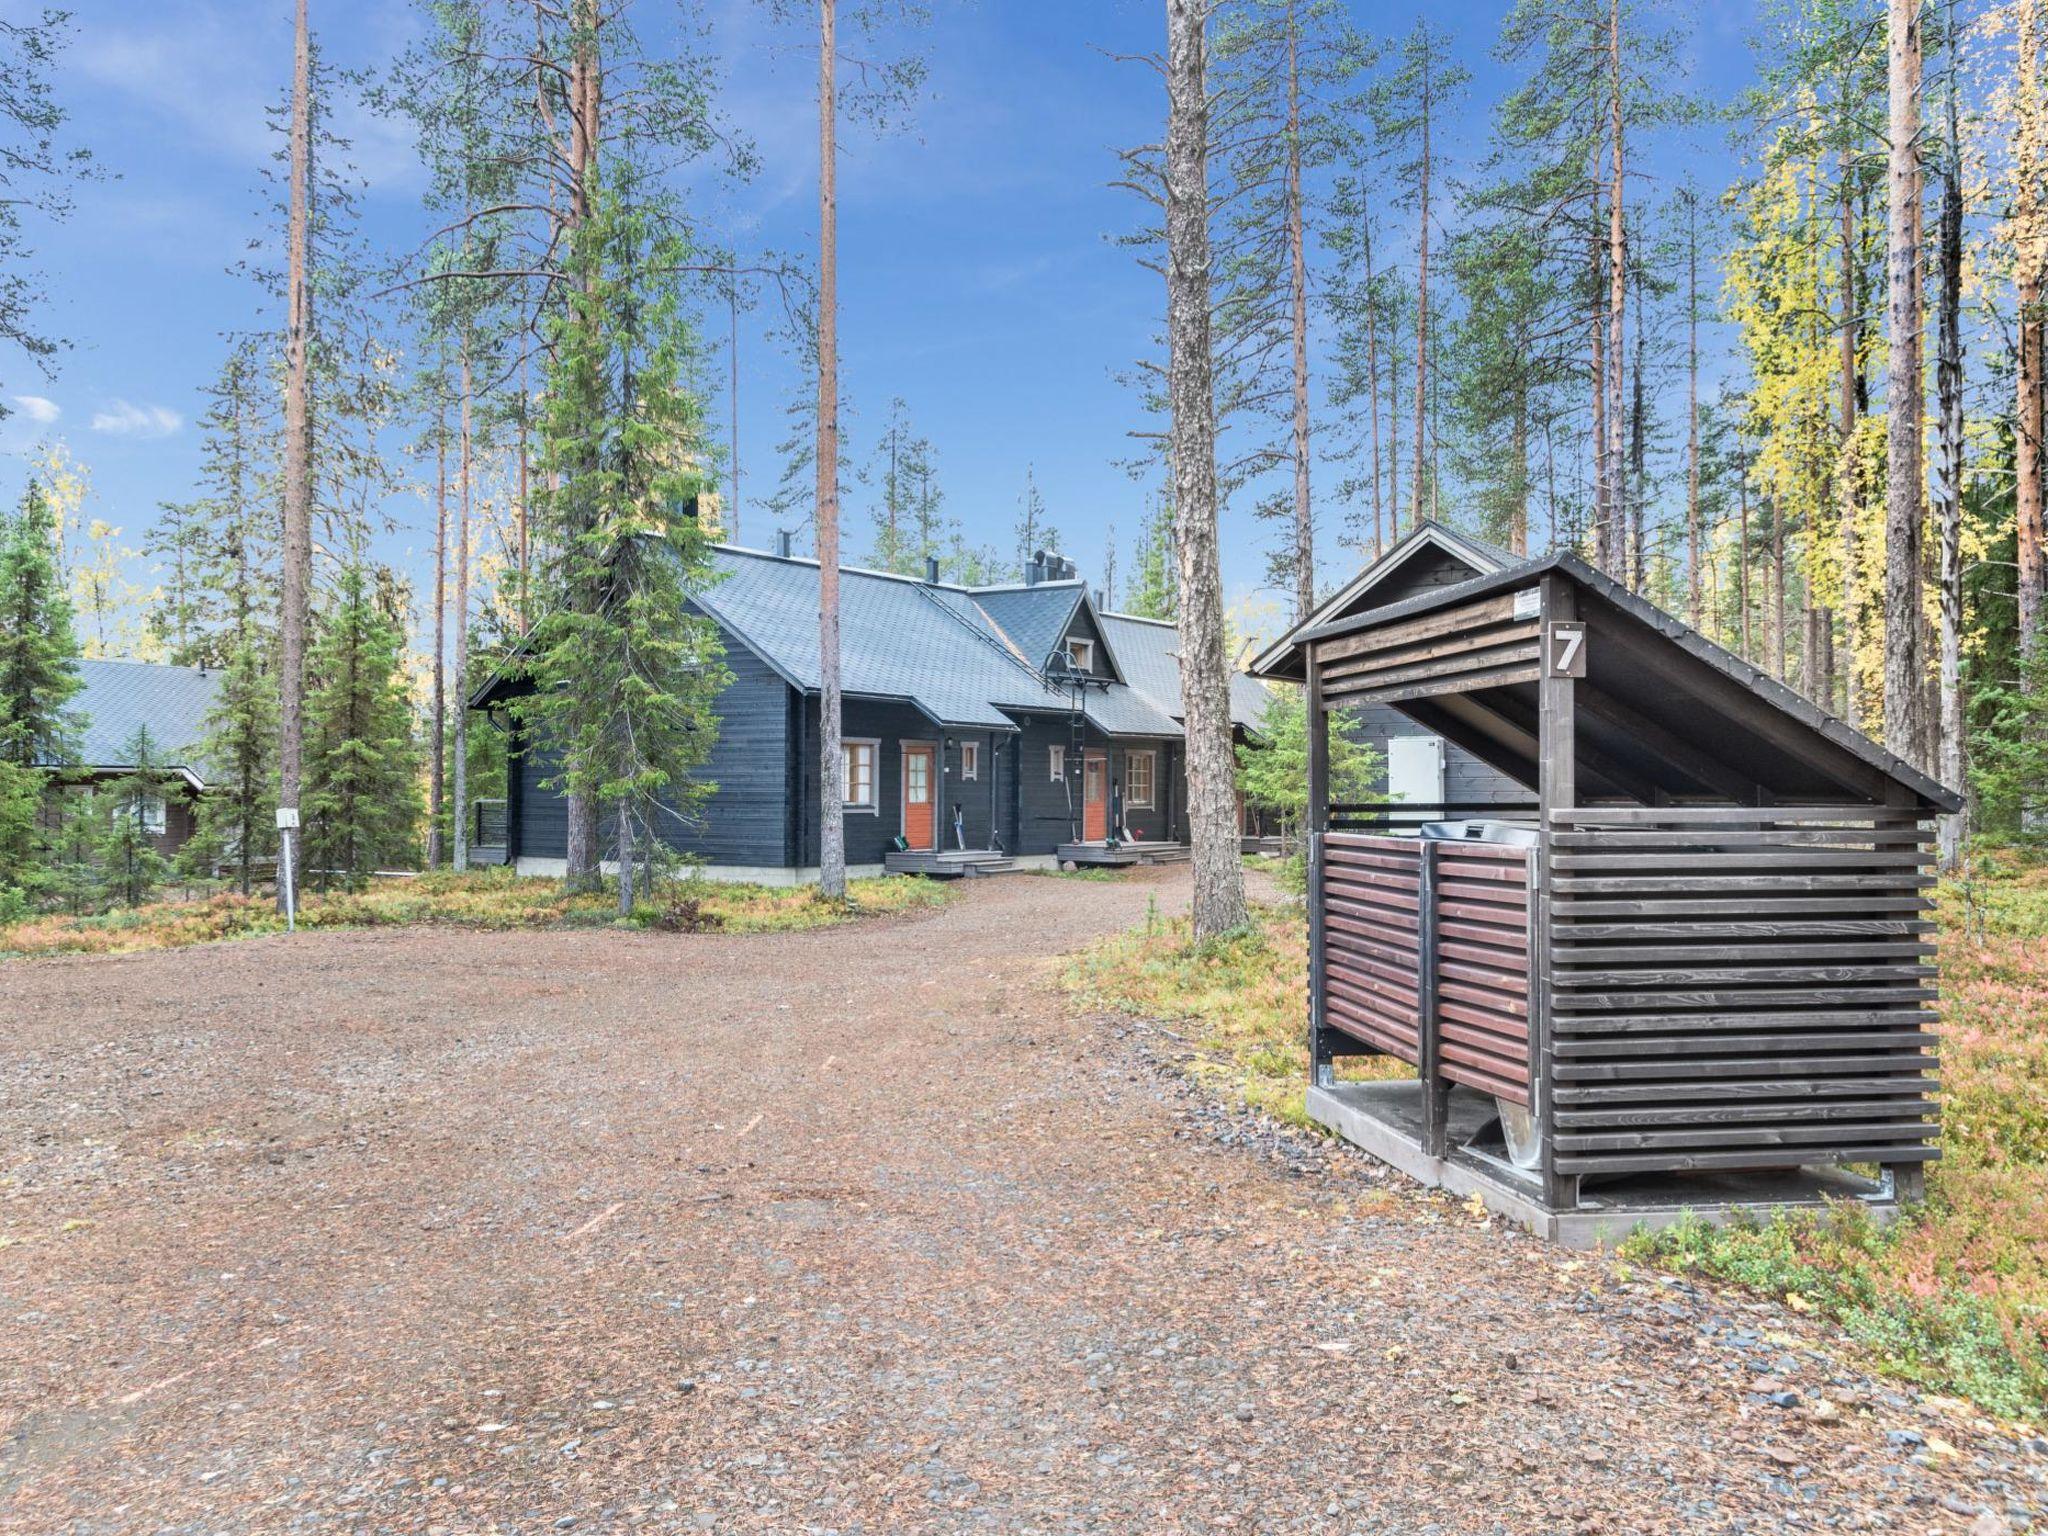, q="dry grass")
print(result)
[0,868,953,959]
